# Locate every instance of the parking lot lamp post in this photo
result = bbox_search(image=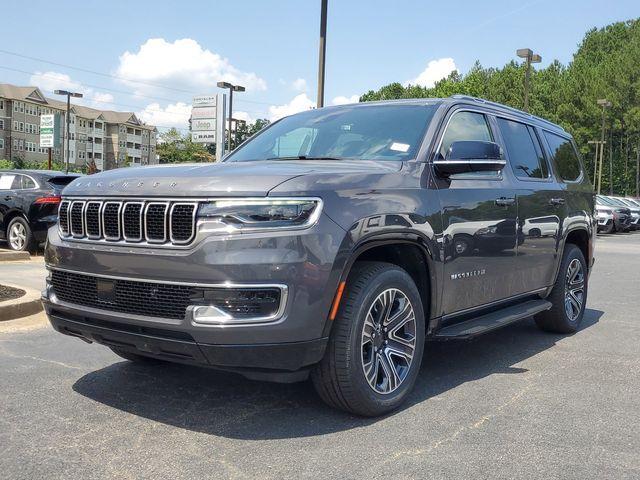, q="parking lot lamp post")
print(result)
[516,49,541,113]
[217,82,245,151]
[317,0,328,108]
[597,99,612,194]
[54,89,83,174]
